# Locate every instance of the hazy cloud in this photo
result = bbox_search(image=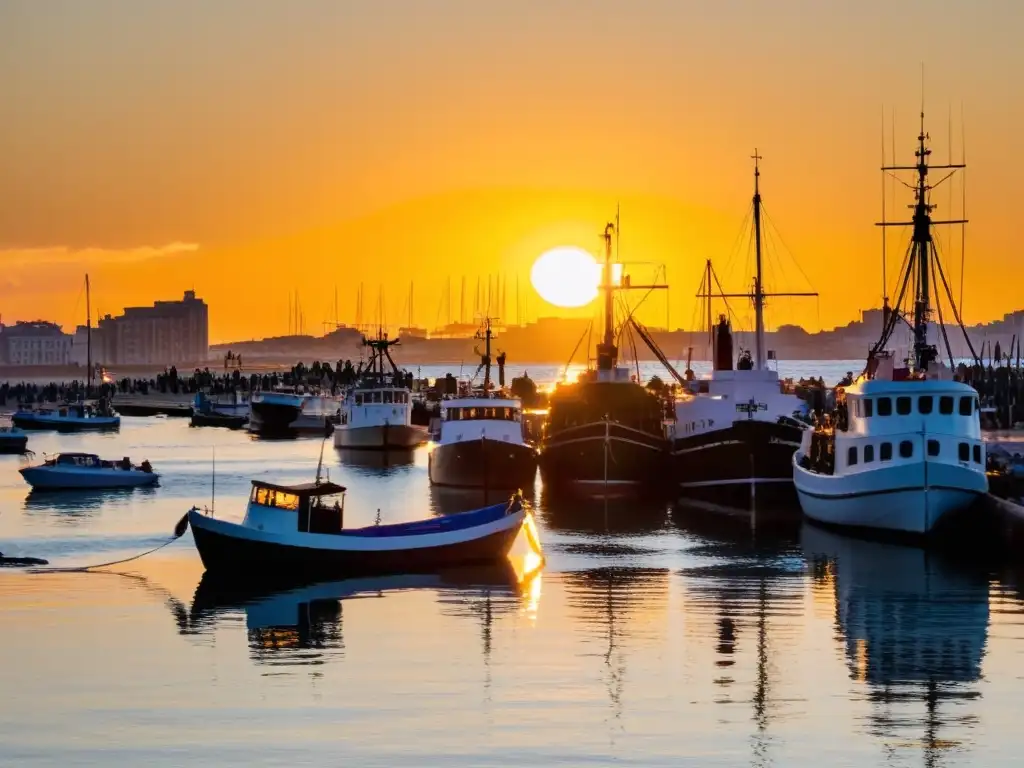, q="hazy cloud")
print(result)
[0,242,200,268]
